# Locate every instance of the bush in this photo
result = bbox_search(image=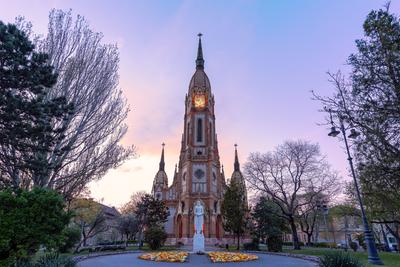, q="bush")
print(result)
[144,226,167,250]
[319,251,364,267]
[13,253,76,267]
[282,241,305,247]
[35,253,76,267]
[313,242,330,248]
[243,242,259,251]
[267,235,283,252]
[0,188,70,265]
[59,227,81,253]
[349,242,358,252]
